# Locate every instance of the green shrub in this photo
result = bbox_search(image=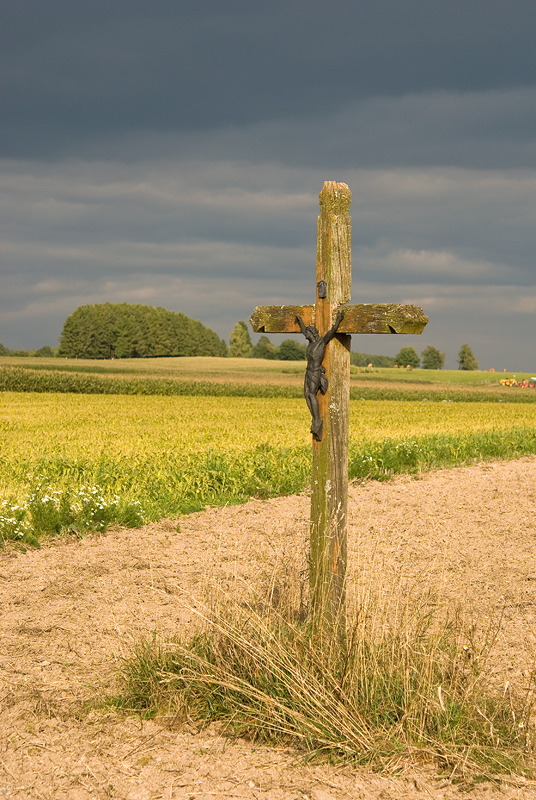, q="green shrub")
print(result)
[277,339,306,361]
[394,346,420,369]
